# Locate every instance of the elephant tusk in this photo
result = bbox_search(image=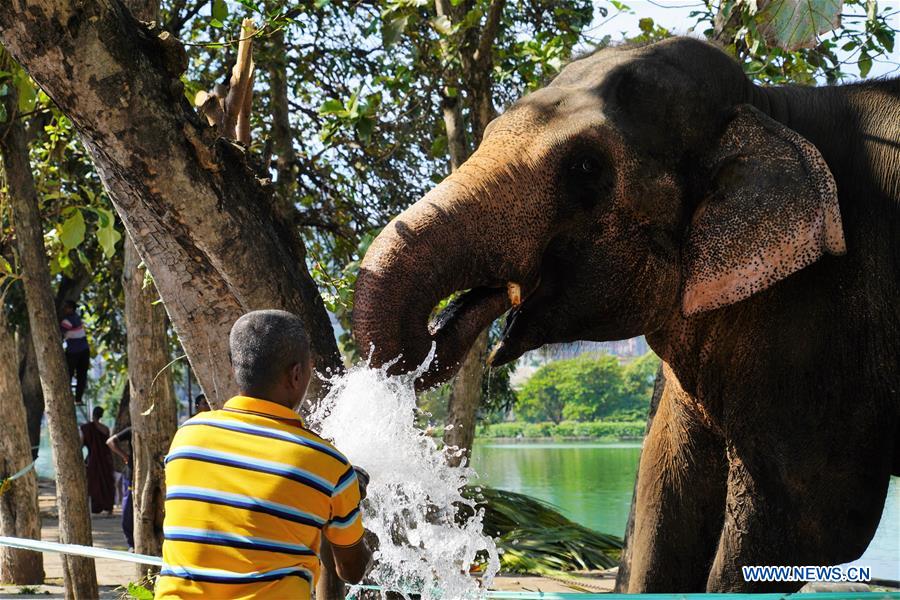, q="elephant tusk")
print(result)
[507,282,522,307]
